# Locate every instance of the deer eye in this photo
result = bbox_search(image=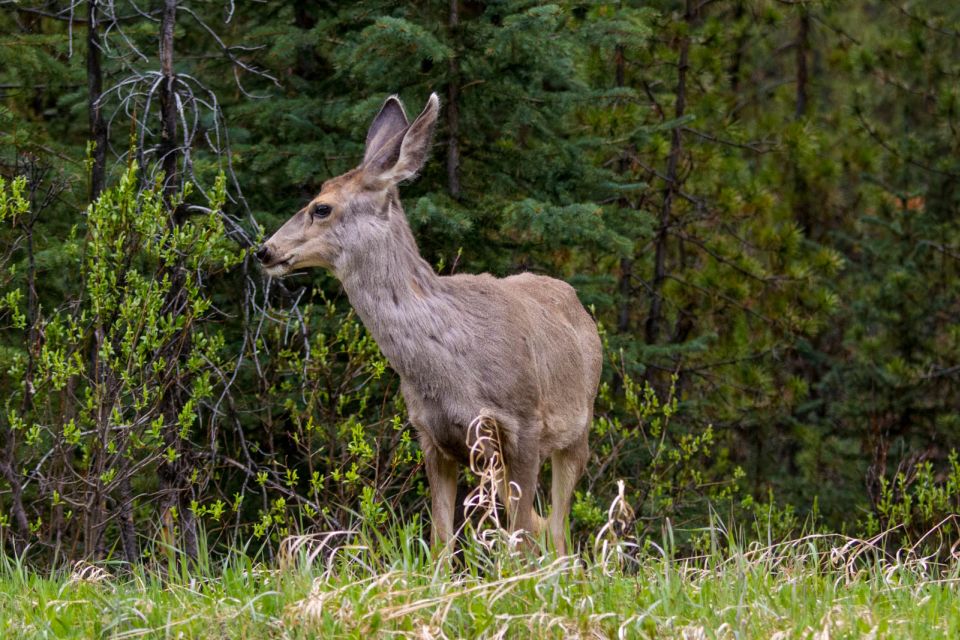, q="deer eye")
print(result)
[312,203,332,219]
